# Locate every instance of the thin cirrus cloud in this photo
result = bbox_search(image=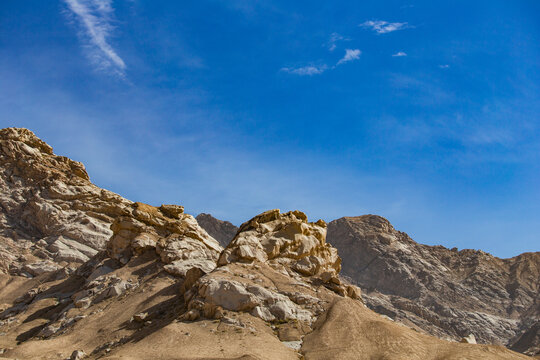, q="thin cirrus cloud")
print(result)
[282,48,361,76]
[360,20,409,34]
[337,49,361,65]
[327,32,350,51]
[392,51,407,57]
[63,0,126,76]
[281,65,328,76]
